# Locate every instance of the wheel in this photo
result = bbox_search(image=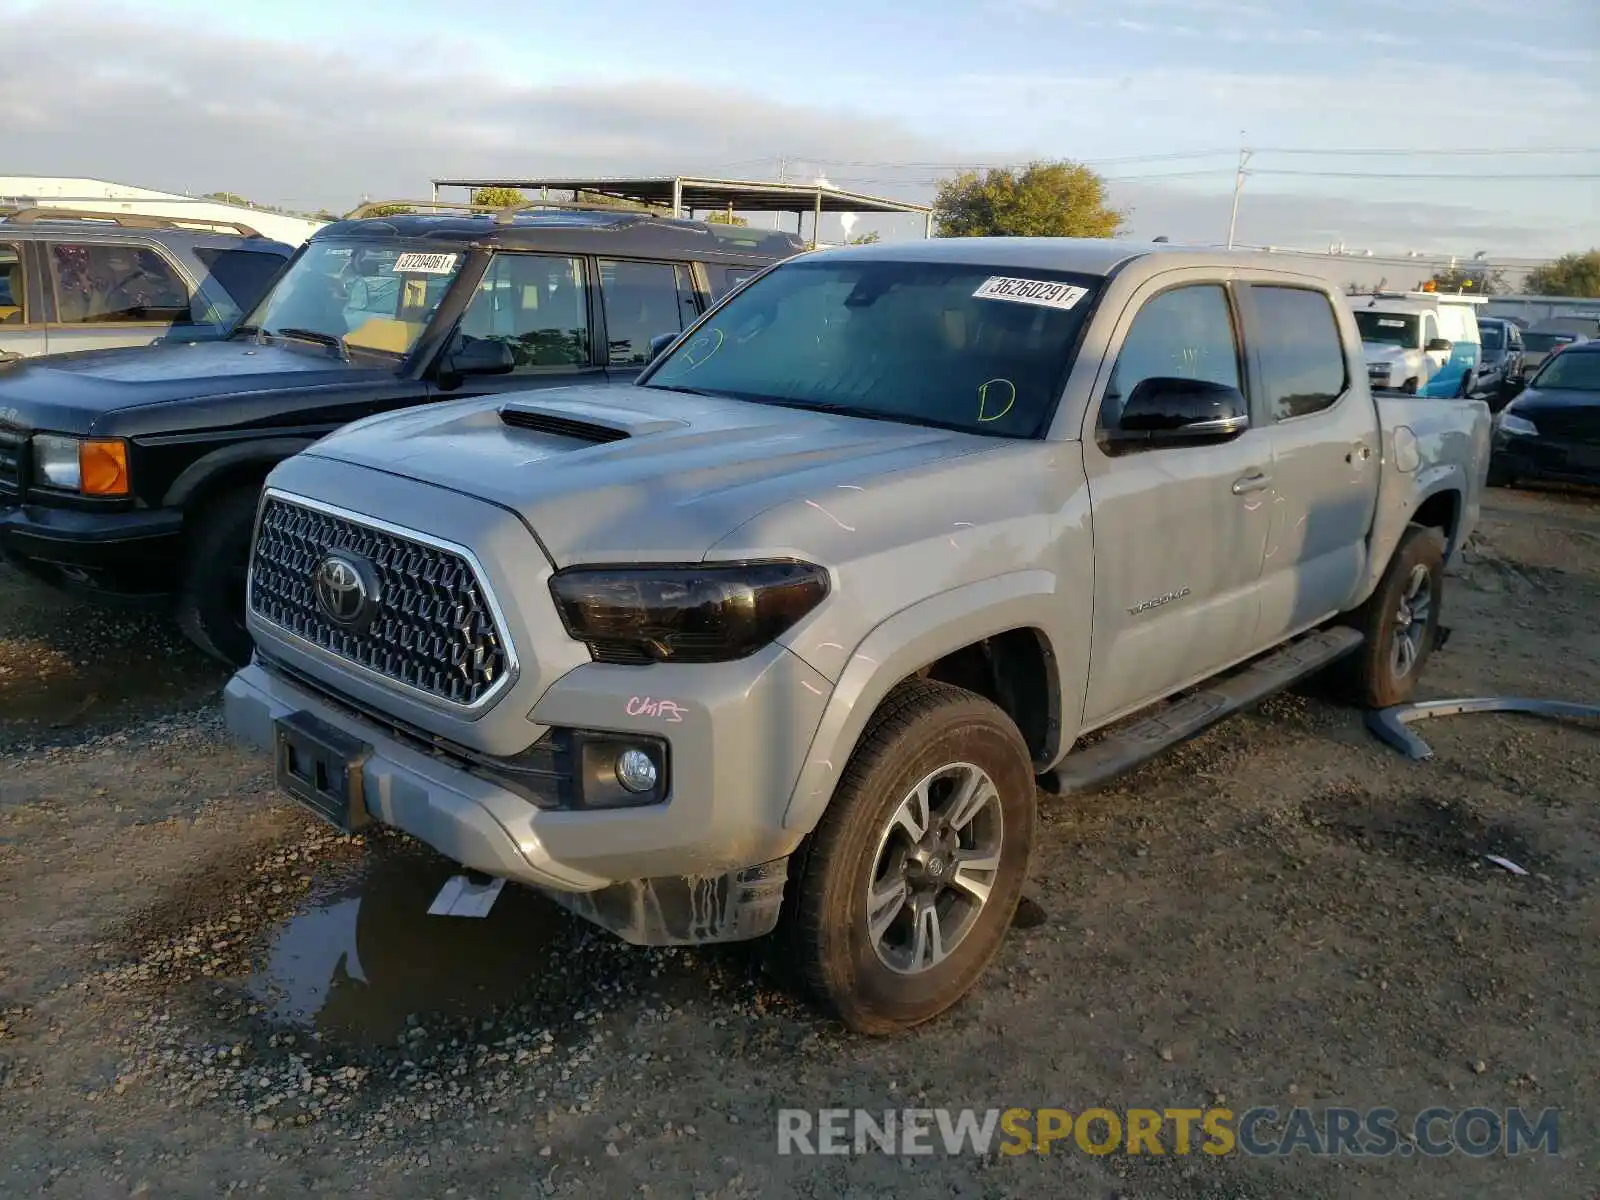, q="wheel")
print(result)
[780,679,1036,1034]
[1338,524,1445,708]
[1402,377,1419,395]
[174,487,261,667]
